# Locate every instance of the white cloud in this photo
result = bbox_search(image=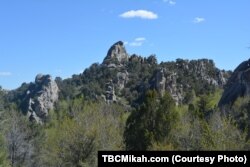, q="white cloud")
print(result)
[0,72,12,76]
[193,17,205,23]
[120,10,158,19]
[126,37,147,47]
[163,0,176,6]
[135,37,146,42]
